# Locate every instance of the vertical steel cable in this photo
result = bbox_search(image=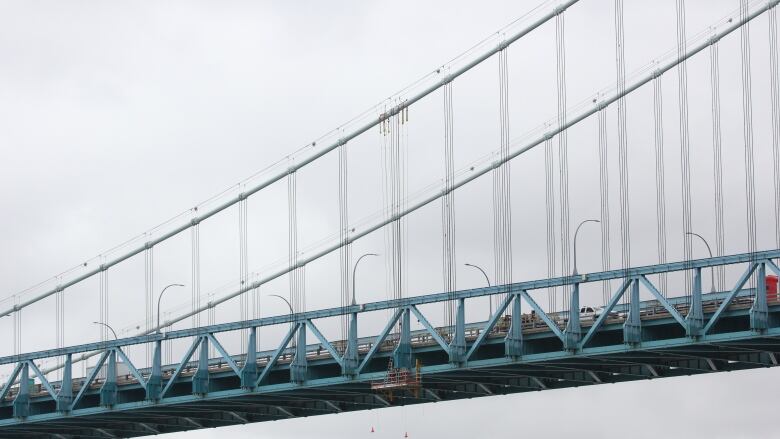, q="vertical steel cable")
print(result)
[709,41,726,290]
[653,75,669,296]
[597,108,611,305]
[239,194,249,347]
[544,135,557,312]
[615,0,631,274]
[769,5,780,250]
[57,276,65,380]
[13,295,21,355]
[442,82,457,329]
[740,0,757,278]
[493,47,512,314]
[144,246,154,365]
[288,171,303,314]
[380,102,407,334]
[99,267,107,342]
[676,0,694,298]
[338,138,352,346]
[191,220,201,329]
[556,11,572,286]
